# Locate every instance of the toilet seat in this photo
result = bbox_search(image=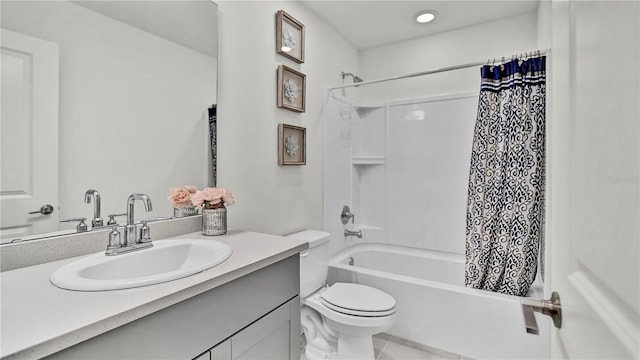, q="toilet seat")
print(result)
[321,283,396,317]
